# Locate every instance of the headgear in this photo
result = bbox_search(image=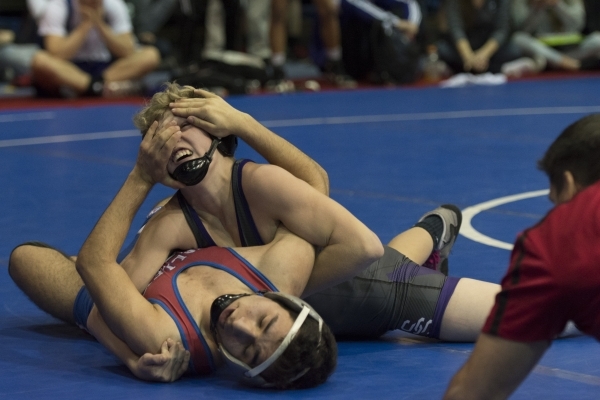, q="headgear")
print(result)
[210,291,324,388]
[169,135,237,186]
